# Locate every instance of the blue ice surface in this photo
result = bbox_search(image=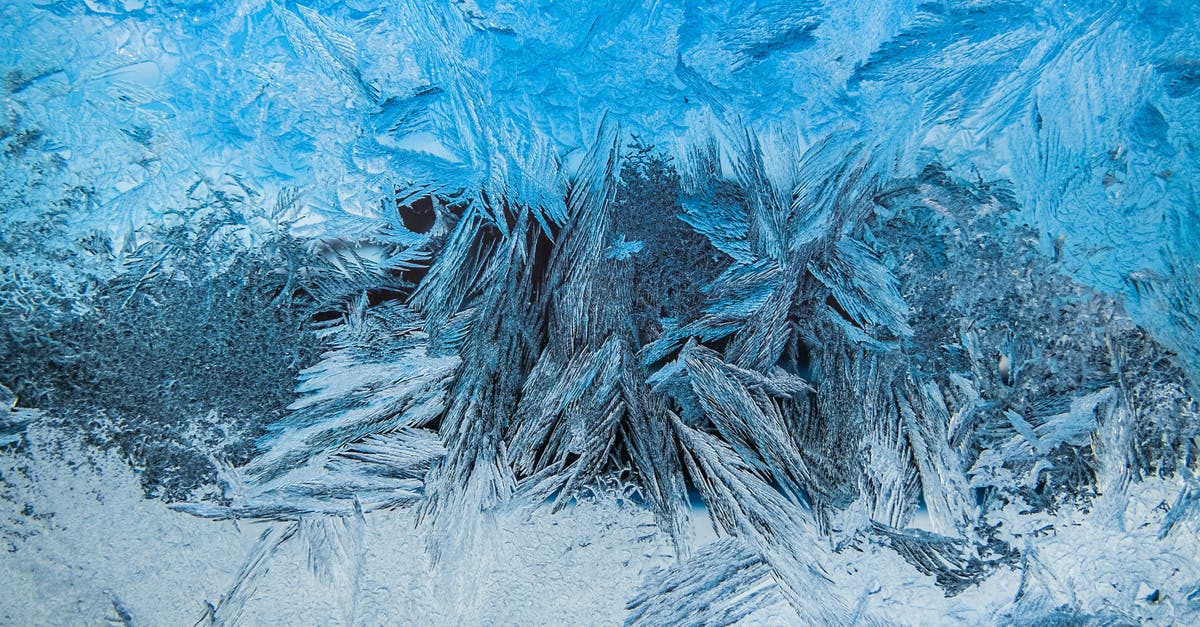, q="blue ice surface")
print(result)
[3,1,1195,338]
